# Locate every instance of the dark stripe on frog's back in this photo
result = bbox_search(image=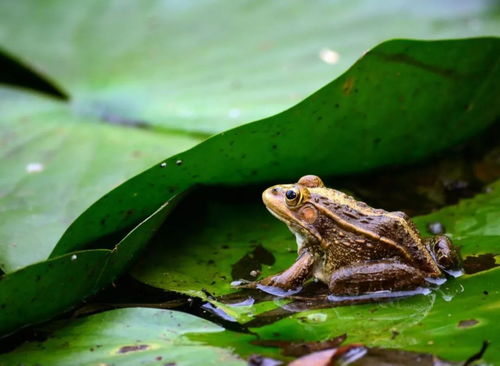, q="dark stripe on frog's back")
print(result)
[310,193,440,275]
